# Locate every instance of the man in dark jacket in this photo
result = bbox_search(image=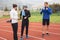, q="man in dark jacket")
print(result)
[20,6,31,40]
